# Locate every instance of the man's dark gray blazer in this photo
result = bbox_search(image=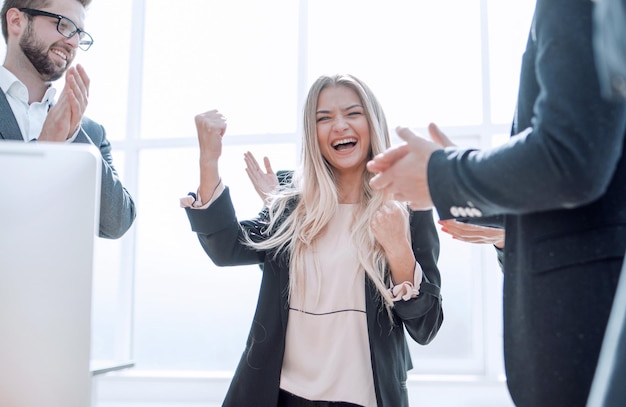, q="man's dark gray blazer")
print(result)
[426,0,626,405]
[0,89,136,239]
